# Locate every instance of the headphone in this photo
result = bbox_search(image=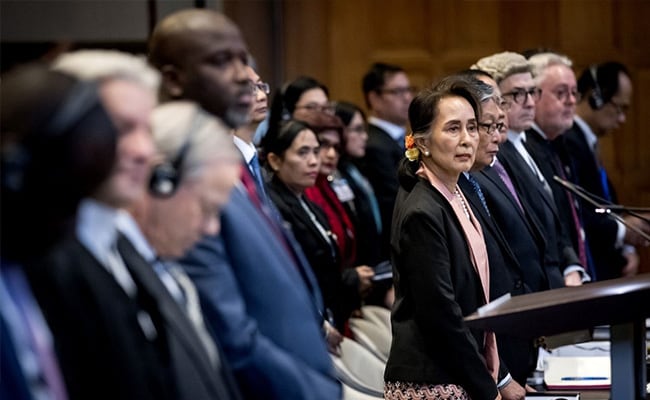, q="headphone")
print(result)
[2,80,102,194]
[588,65,605,110]
[148,110,204,198]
